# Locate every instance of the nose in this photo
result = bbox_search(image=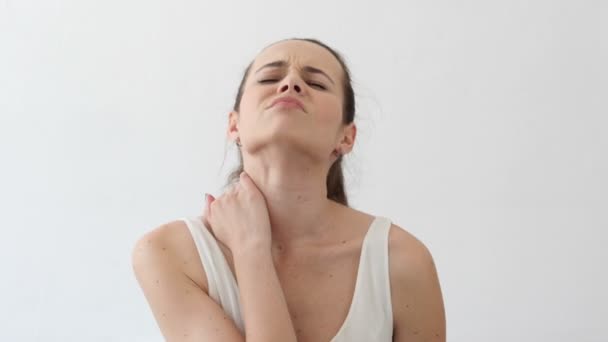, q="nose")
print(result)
[277,71,305,95]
